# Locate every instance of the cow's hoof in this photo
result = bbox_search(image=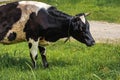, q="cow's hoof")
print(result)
[33,65,37,69]
[43,63,49,68]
